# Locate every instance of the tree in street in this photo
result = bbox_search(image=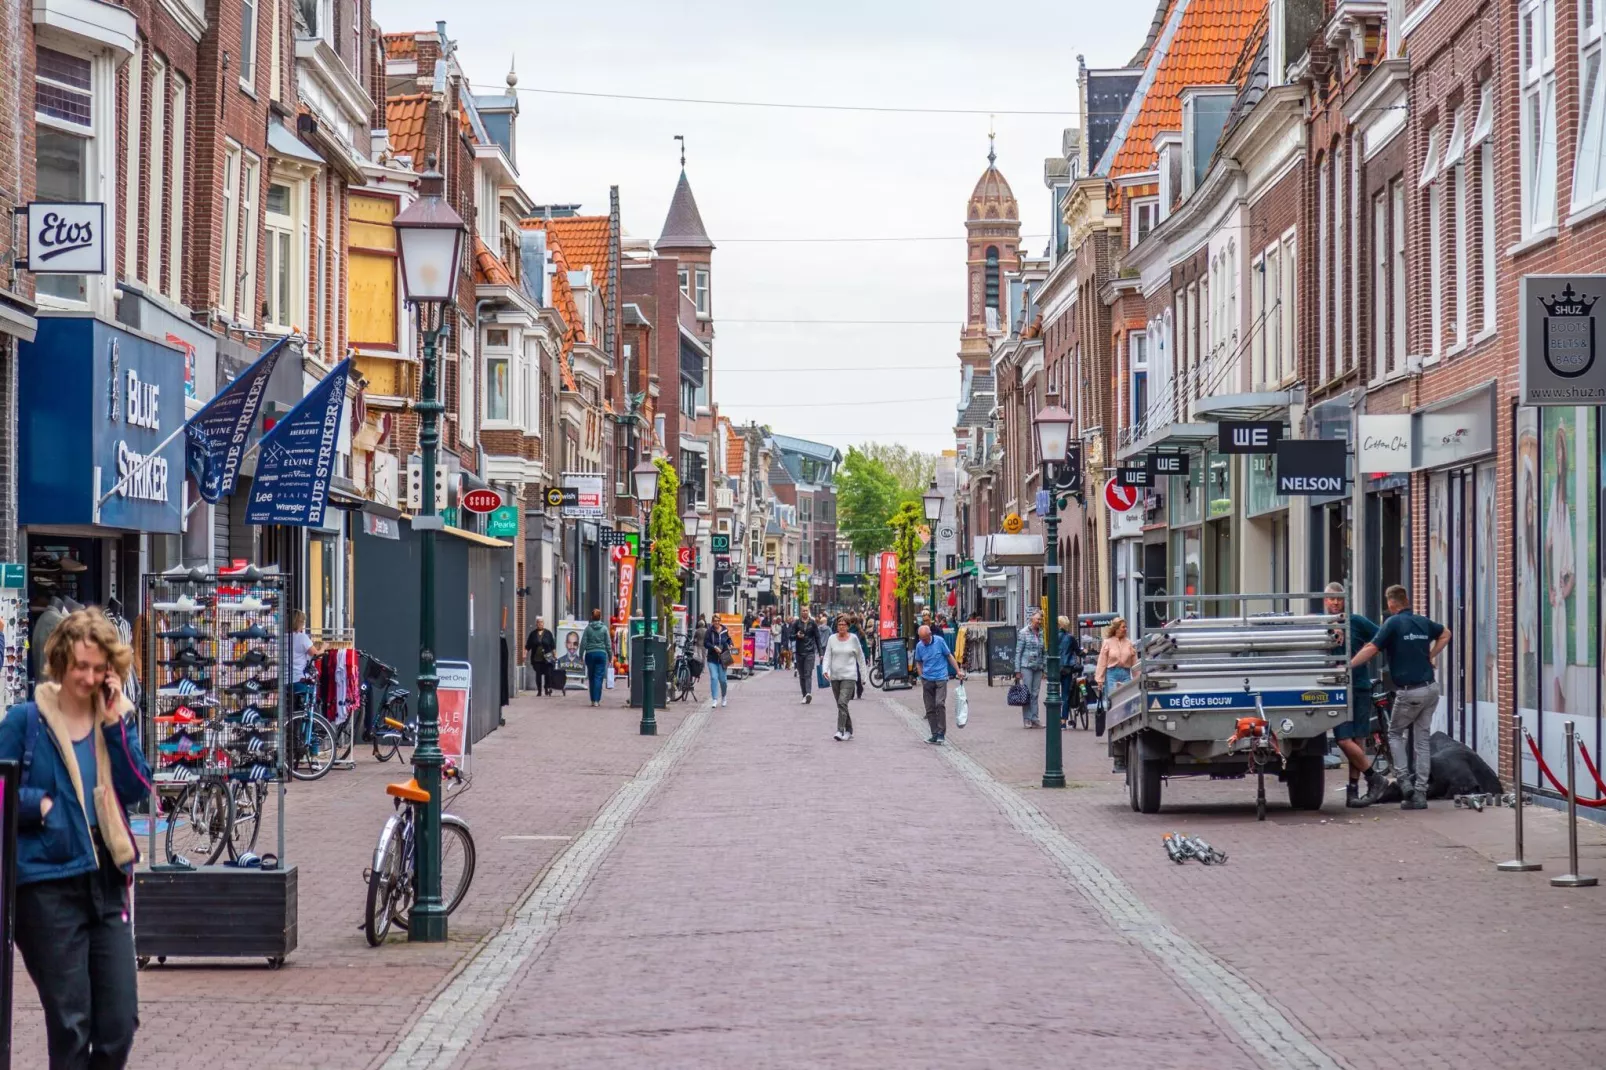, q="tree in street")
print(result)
[888,501,924,635]
[648,458,684,631]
